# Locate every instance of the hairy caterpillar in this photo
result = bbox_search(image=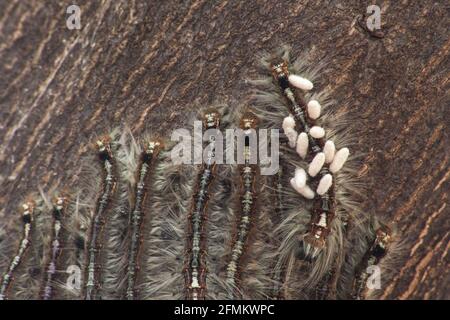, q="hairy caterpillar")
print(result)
[55,130,122,299]
[352,226,391,299]
[84,136,118,299]
[0,202,34,300]
[64,129,139,300]
[100,129,142,300]
[135,141,196,299]
[339,219,405,300]
[134,105,239,300]
[0,193,54,300]
[125,140,163,300]
[222,111,279,299]
[55,129,166,300]
[251,46,364,298]
[184,109,222,300]
[58,129,160,300]
[270,57,344,256]
[225,112,260,296]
